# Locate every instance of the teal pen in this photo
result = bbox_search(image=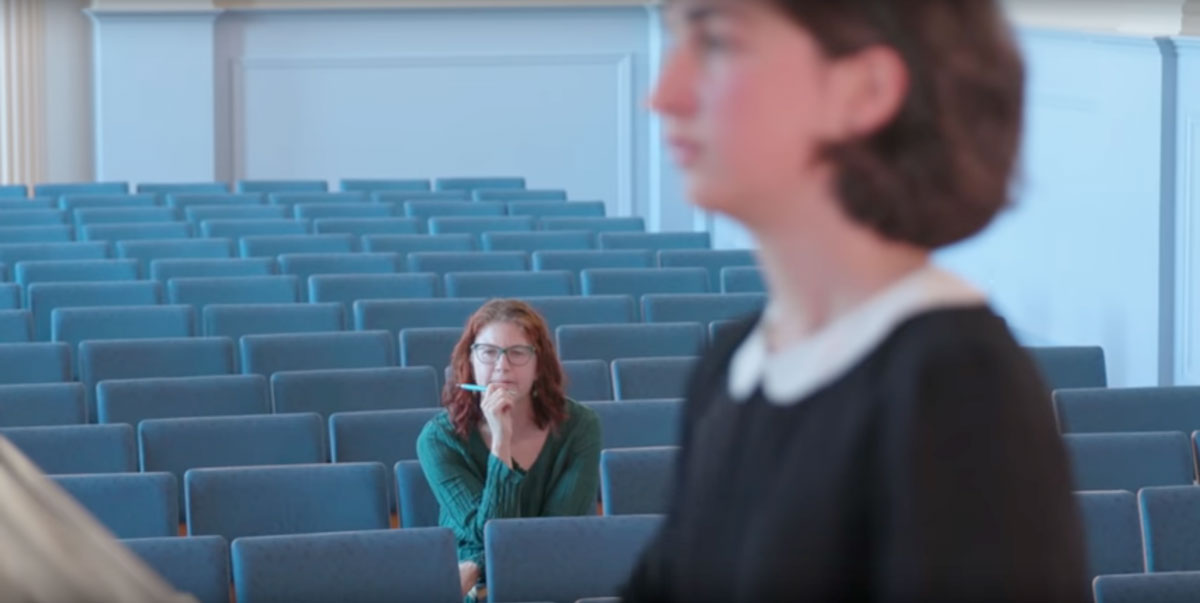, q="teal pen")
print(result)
[458,383,487,393]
